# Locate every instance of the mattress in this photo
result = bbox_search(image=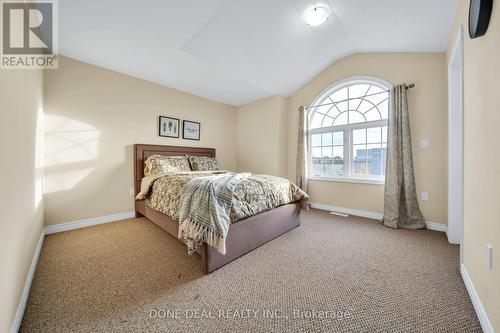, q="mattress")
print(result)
[138,170,309,223]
